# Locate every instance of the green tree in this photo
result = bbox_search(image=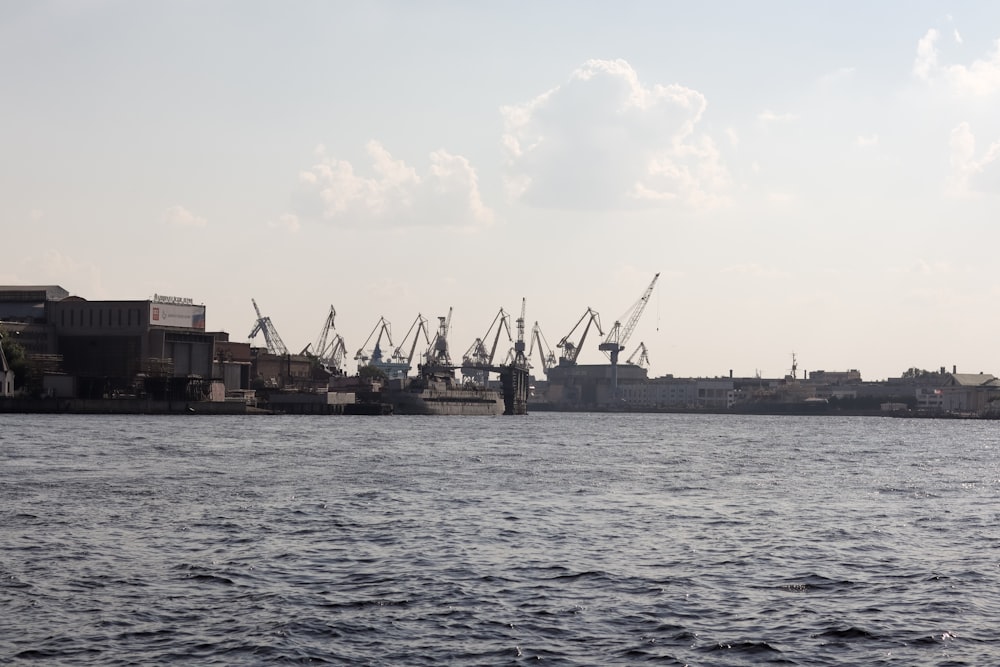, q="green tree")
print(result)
[0,333,29,390]
[358,364,388,381]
